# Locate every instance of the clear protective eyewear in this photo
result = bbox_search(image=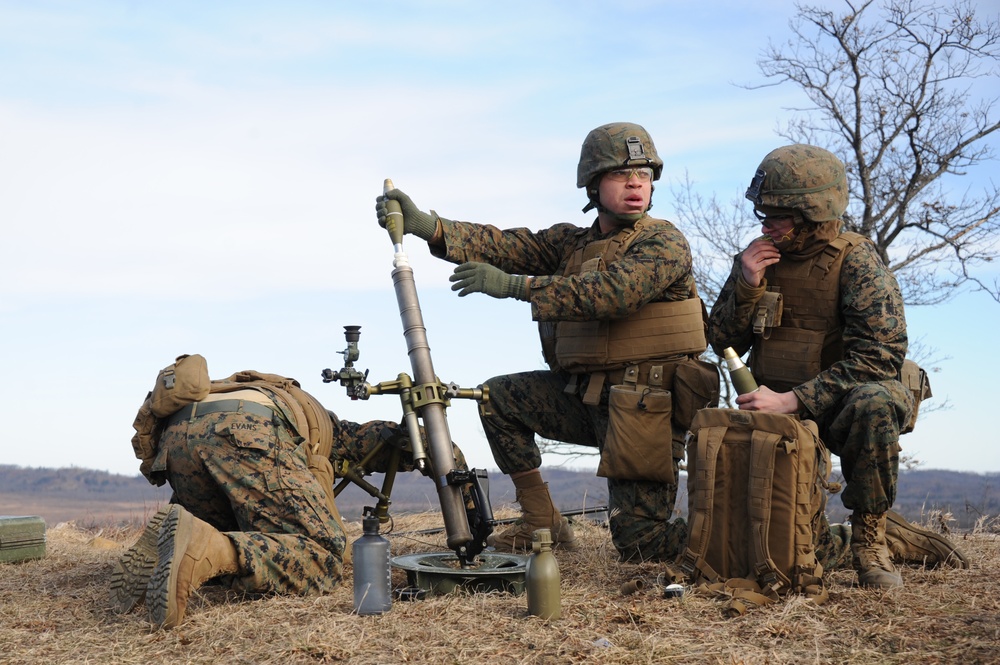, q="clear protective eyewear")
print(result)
[604,167,654,183]
[752,208,798,228]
